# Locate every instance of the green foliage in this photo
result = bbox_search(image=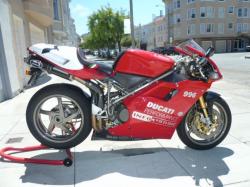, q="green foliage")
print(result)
[121,34,132,47]
[83,6,126,51]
